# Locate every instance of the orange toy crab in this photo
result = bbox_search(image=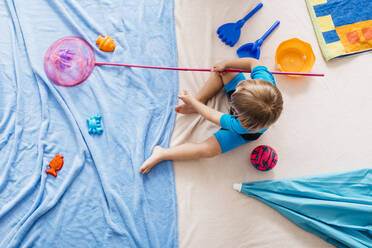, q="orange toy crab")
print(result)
[46,154,64,177]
